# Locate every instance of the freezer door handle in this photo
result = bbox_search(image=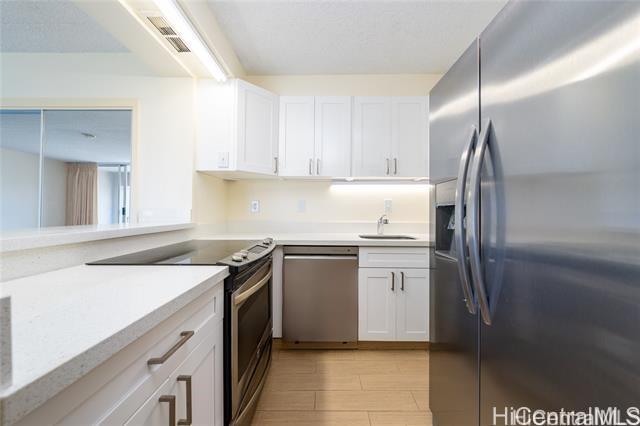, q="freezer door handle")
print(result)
[454,126,478,315]
[468,119,493,326]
